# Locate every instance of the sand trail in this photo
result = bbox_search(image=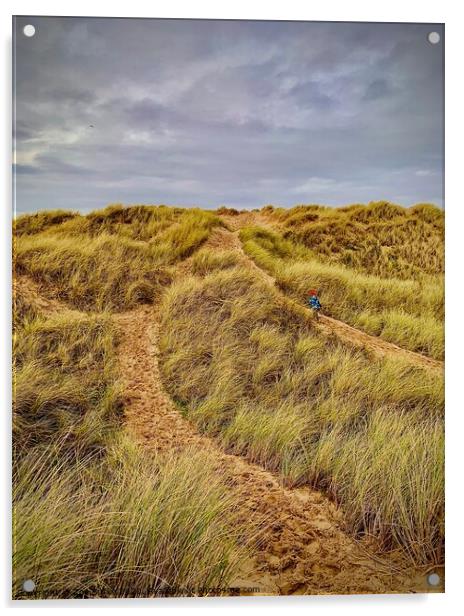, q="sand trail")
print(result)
[113,305,431,595]
[14,223,443,594]
[206,222,443,373]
